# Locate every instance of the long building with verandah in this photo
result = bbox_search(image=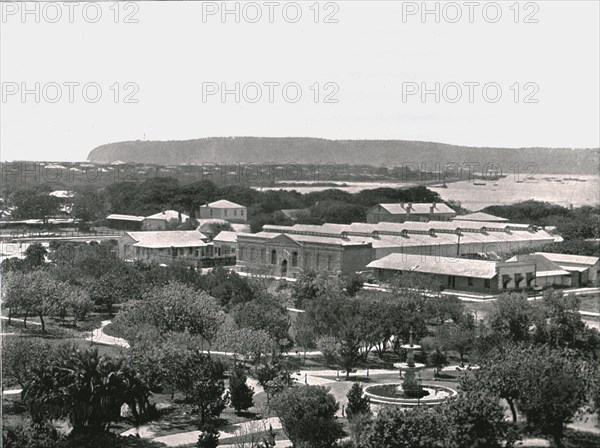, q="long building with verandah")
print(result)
[235,220,558,279]
[367,253,537,294]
